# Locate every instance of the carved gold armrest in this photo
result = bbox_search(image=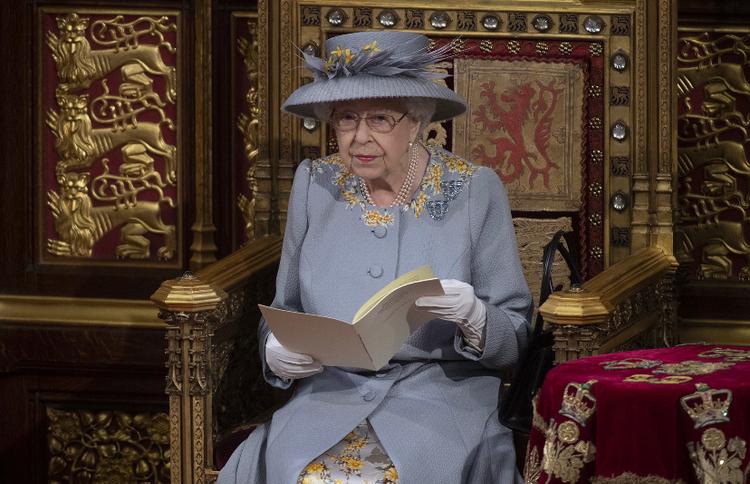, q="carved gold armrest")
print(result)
[539,247,679,364]
[150,235,282,484]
